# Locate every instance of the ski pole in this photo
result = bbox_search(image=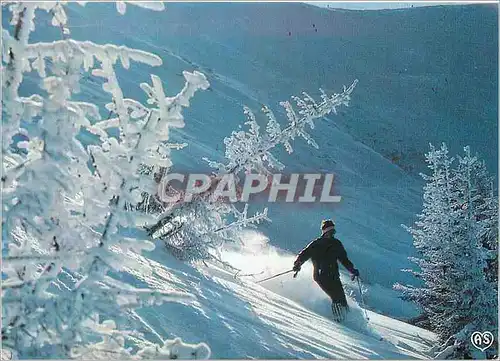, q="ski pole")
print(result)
[356,277,370,321]
[256,269,294,284]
